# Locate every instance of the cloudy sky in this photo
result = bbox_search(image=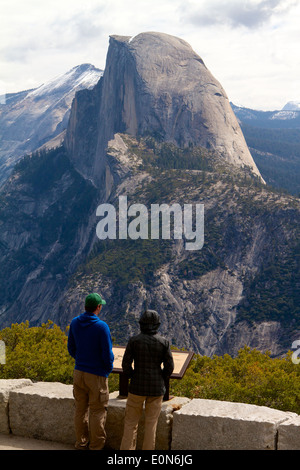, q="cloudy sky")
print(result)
[1,0,299,110]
